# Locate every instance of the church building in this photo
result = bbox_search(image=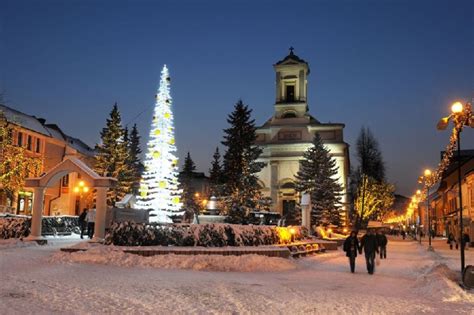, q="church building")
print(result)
[255,48,350,222]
